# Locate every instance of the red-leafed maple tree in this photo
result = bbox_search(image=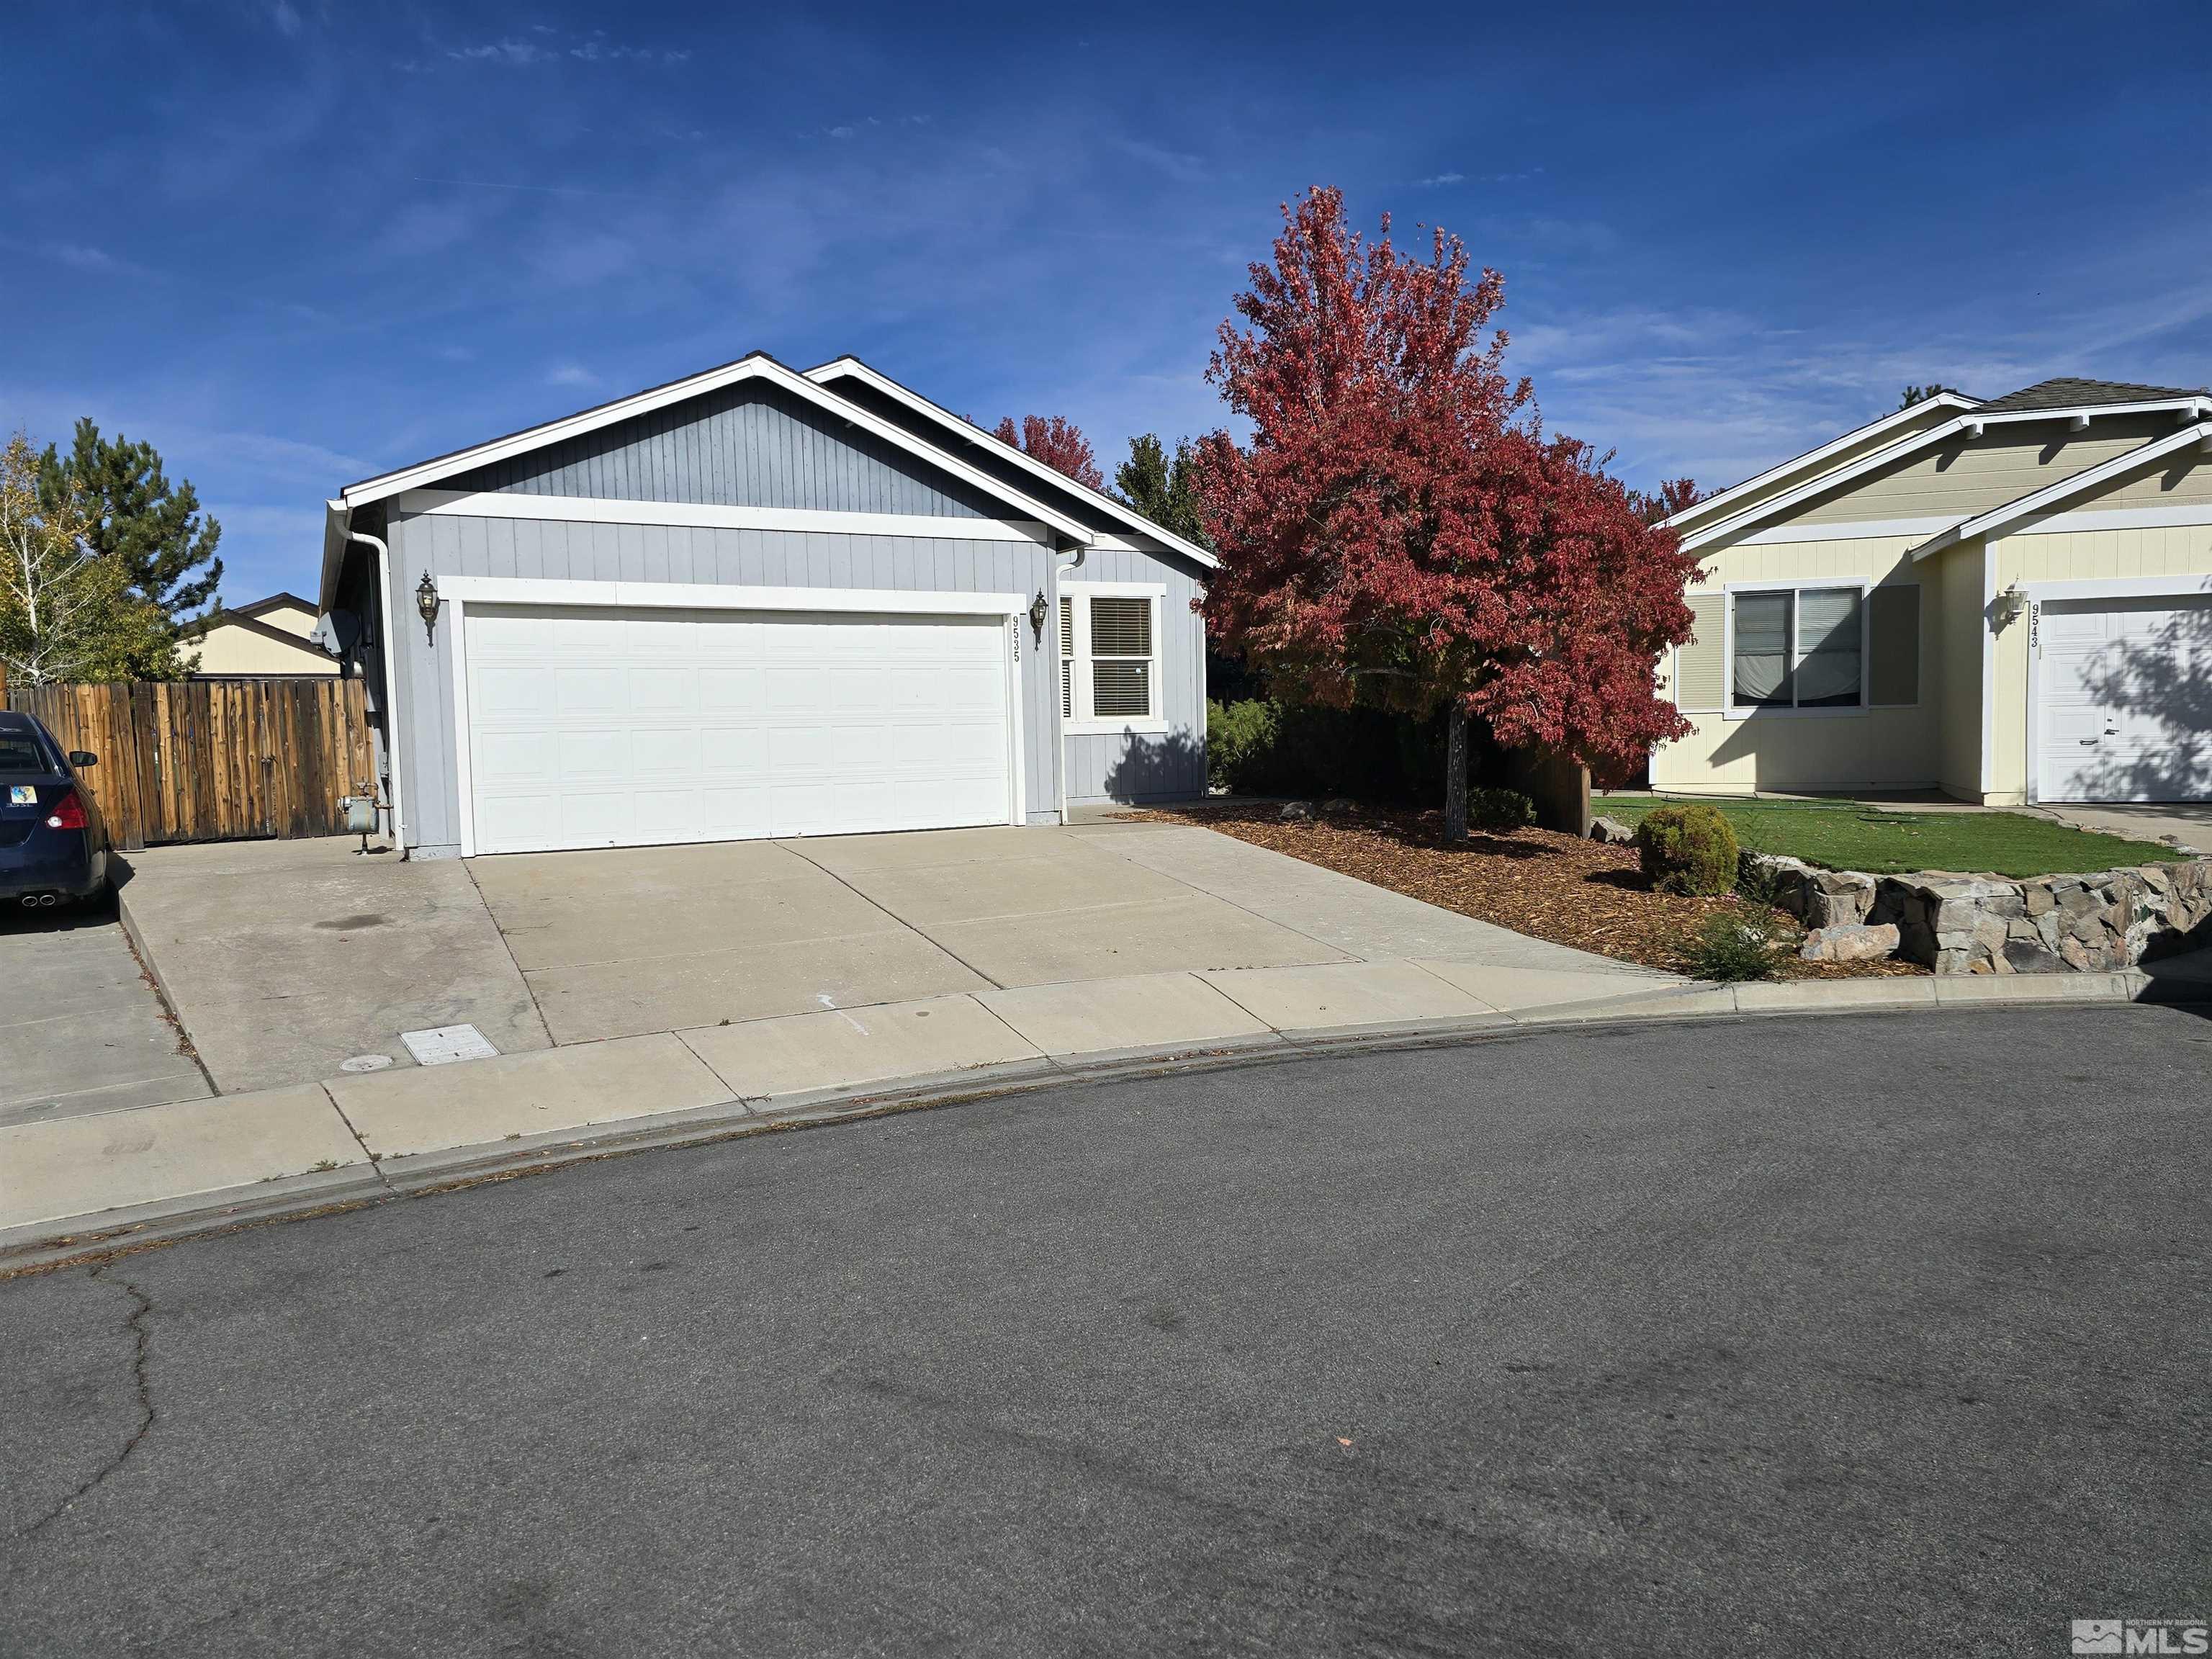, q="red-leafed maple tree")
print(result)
[1195,186,1702,837]
[992,414,1105,492]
